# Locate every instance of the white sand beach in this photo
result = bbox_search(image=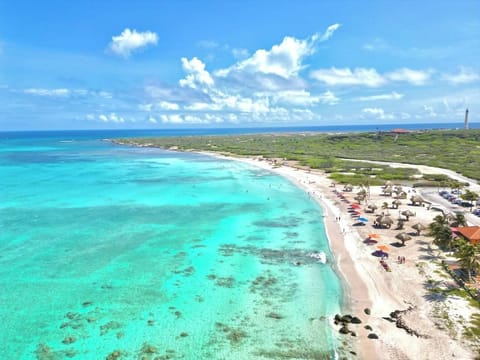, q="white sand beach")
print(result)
[212,153,479,360]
